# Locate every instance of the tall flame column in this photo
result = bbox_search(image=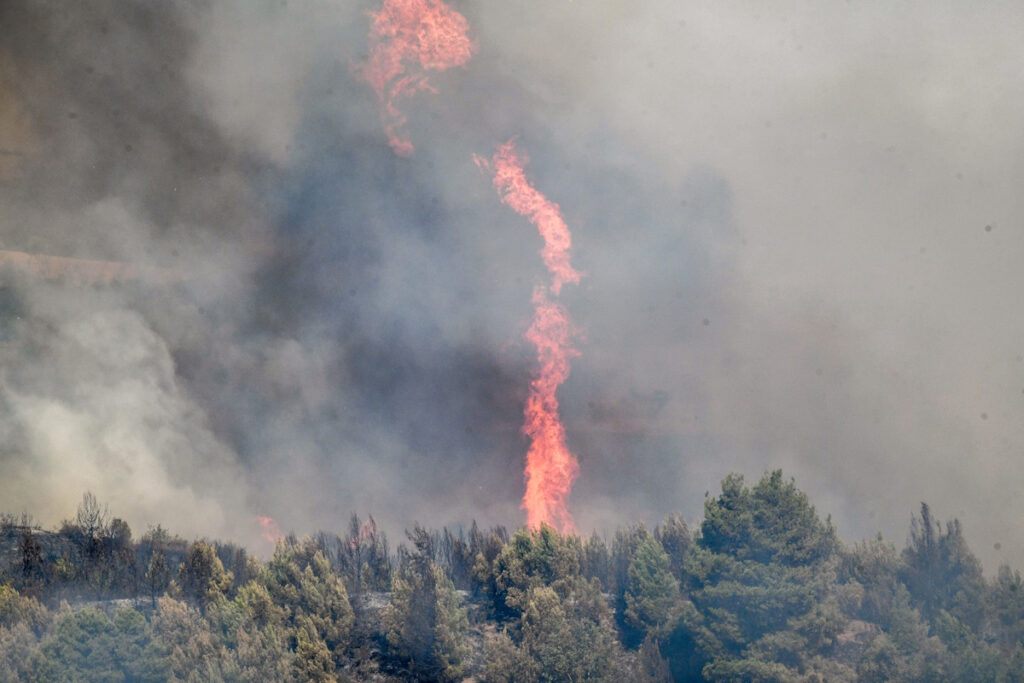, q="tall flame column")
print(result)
[477,140,582,532]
